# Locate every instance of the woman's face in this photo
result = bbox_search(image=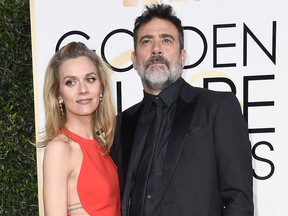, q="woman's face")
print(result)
[58,56,101,120]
